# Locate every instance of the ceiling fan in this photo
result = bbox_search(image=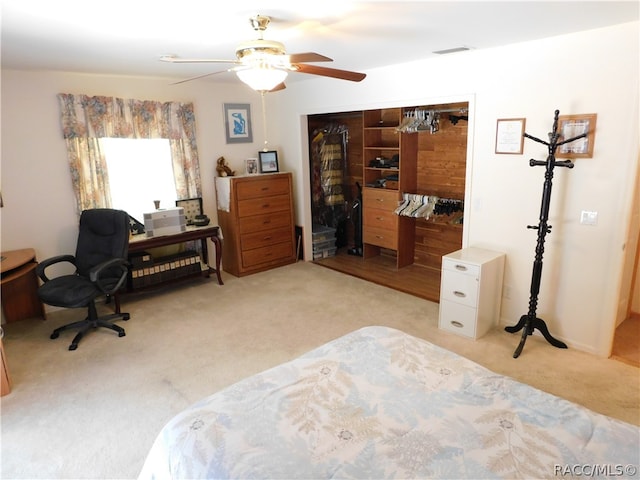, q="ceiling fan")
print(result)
[160,15,366,92]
